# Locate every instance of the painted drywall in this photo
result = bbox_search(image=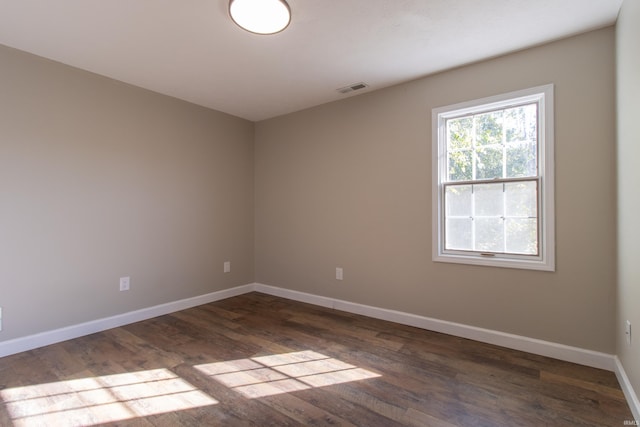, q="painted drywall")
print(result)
[255,27,616,353]
[617,0,640,407]
[0,45,254,341]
